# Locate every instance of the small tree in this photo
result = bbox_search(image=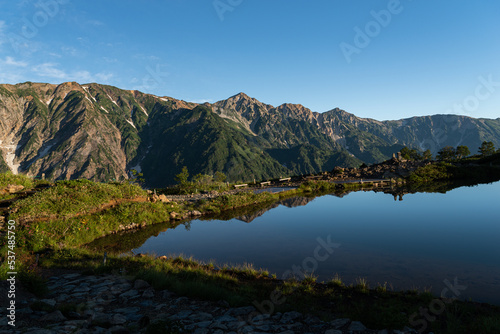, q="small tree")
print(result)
[400,147,422,160]
[437,146,456,161]
[174,166,190,187]
[422,149,433,160]
[192,173,213,185]
[456,145,470,159]
[400,147,412,160]
[479,141,495,157]
[129,169,145,185]
[214,171,226,183]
